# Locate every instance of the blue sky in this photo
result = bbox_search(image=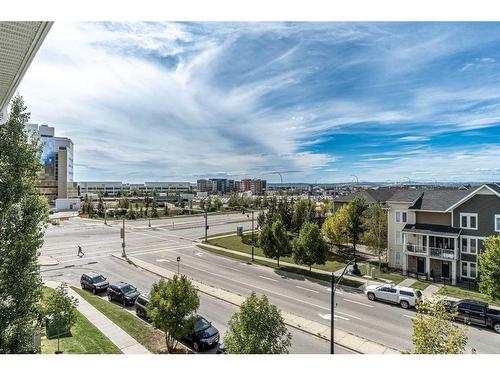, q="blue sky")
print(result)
[19,22,500,183]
